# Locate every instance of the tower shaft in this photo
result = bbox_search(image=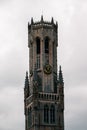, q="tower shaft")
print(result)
[24,16,64,130]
